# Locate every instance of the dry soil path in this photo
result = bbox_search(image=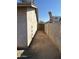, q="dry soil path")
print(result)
[21,31,61,59]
